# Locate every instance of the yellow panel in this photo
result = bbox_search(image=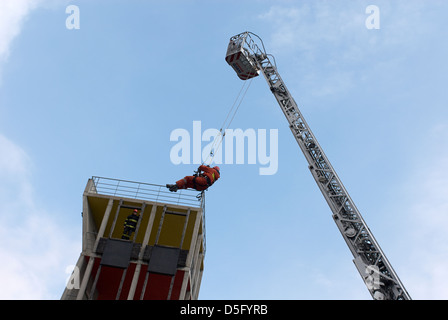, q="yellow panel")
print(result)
[158,214,186,247]
[147,205,166,246]
[87,196,110,232]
